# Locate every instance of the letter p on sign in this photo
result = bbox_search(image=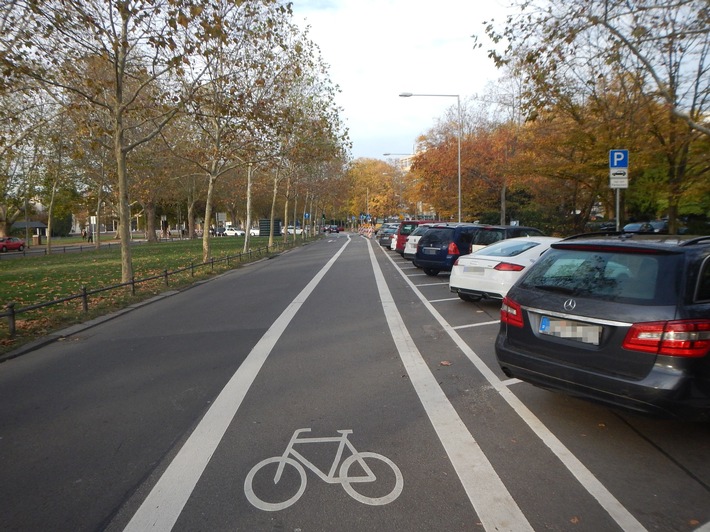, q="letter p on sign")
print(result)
[609,149,629,169]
